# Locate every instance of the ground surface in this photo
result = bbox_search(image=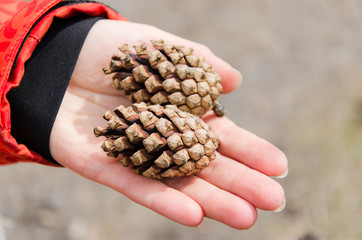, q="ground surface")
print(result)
[1,1,362,239]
